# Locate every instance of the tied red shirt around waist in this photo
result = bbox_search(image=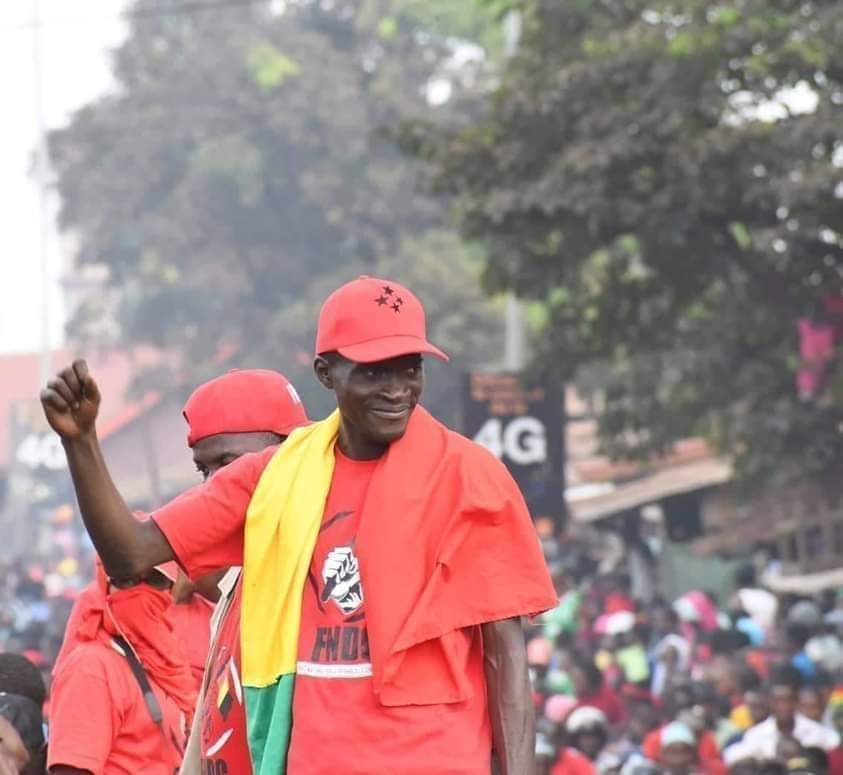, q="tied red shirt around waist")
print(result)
[154,445,492,775]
